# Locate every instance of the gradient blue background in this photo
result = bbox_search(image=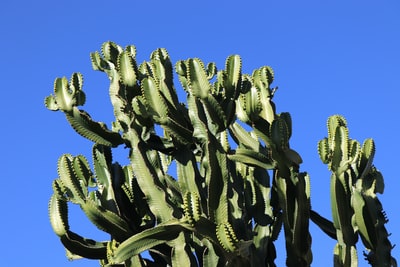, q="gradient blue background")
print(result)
[1,1,399,266]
